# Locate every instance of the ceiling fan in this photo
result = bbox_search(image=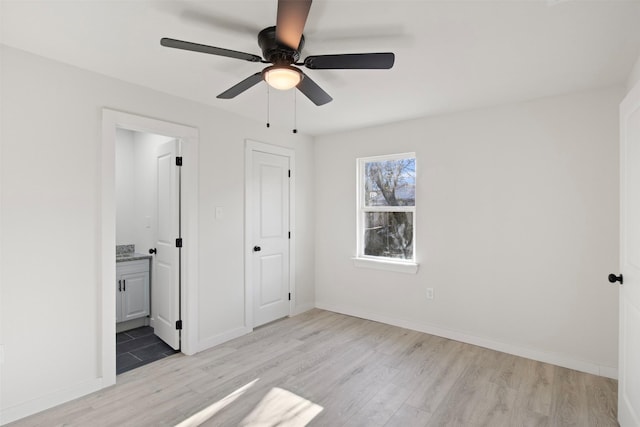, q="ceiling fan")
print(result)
[160,0,395,106]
